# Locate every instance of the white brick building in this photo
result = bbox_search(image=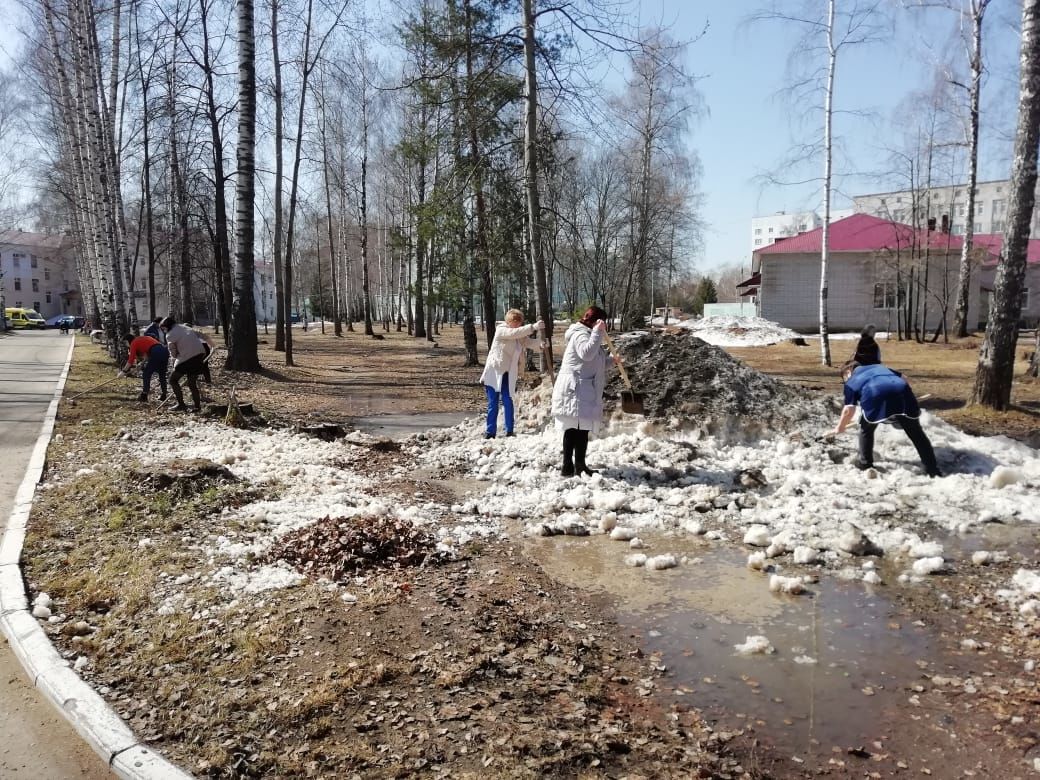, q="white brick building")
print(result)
[752,214,982,332]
